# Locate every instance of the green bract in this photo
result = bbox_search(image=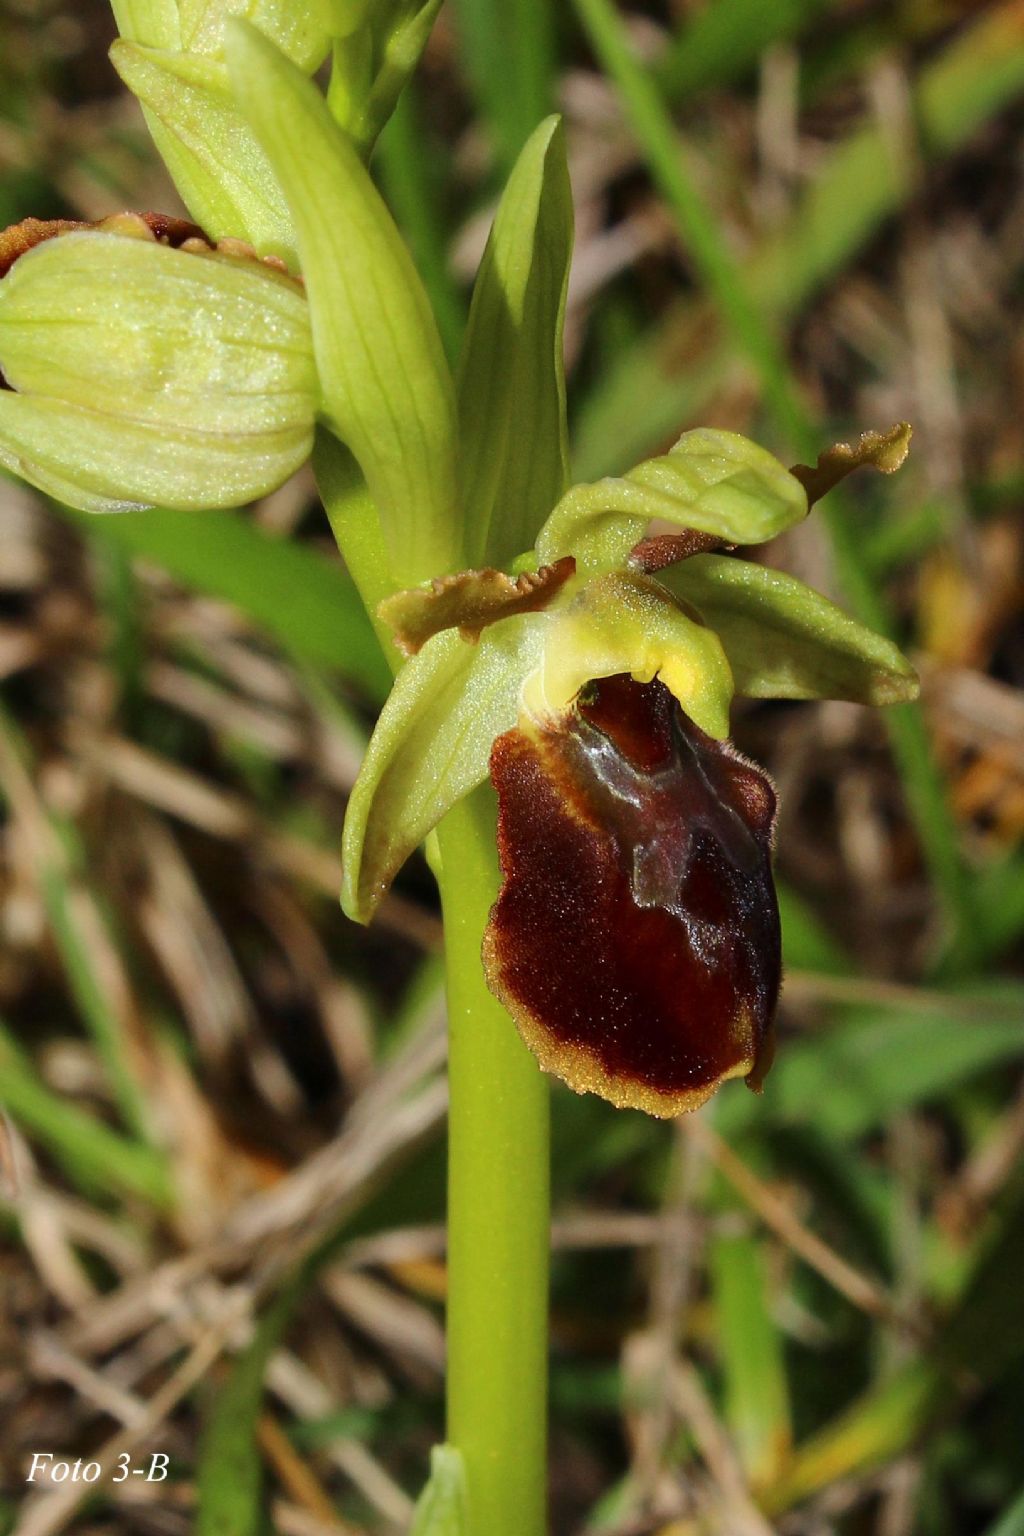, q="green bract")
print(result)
[111,44,296,255]
[457,116,573,569]
[409,1446,469,1536]
[0,227,316,513]
[328,0,445,158]
[227,20,462,587]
